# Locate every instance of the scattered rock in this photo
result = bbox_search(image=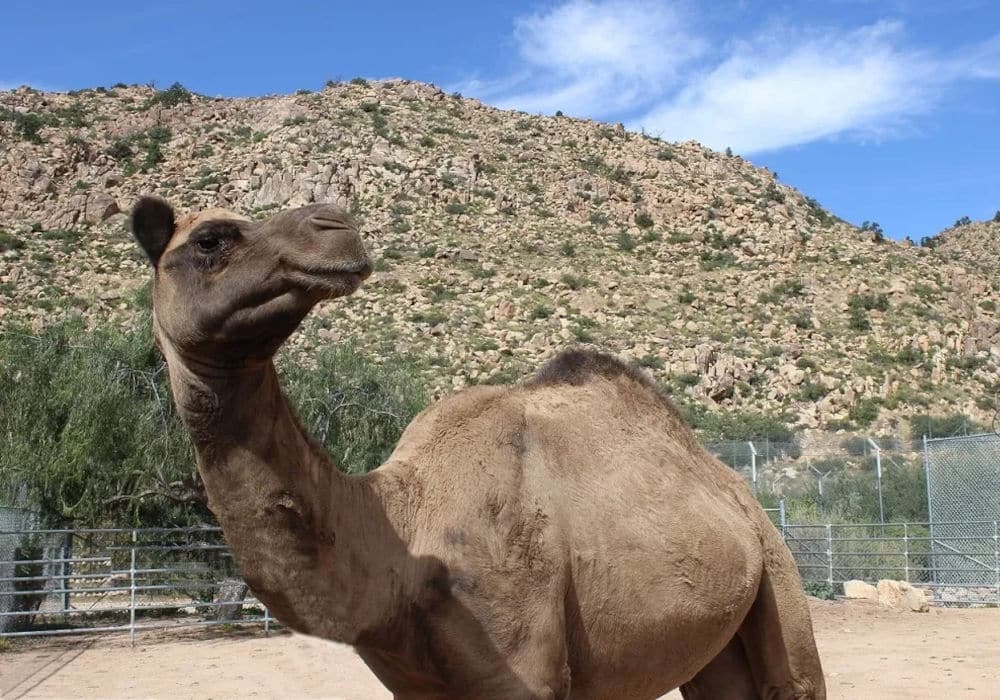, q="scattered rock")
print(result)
[84,193,120,224]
